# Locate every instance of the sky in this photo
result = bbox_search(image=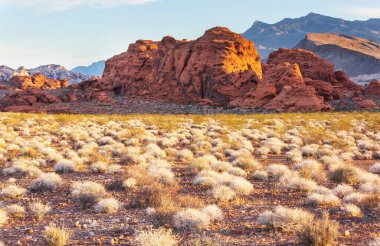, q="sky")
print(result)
[1,0,380,70]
